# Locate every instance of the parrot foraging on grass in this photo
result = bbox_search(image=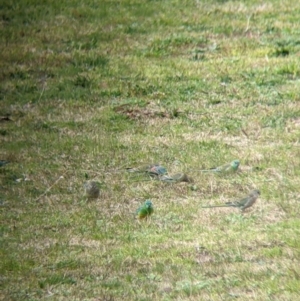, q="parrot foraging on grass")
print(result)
[202,189,260,212]
[200,159,240,174]
[84,181,100,199]
[148,165,167,176]
[136,200,154,219]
